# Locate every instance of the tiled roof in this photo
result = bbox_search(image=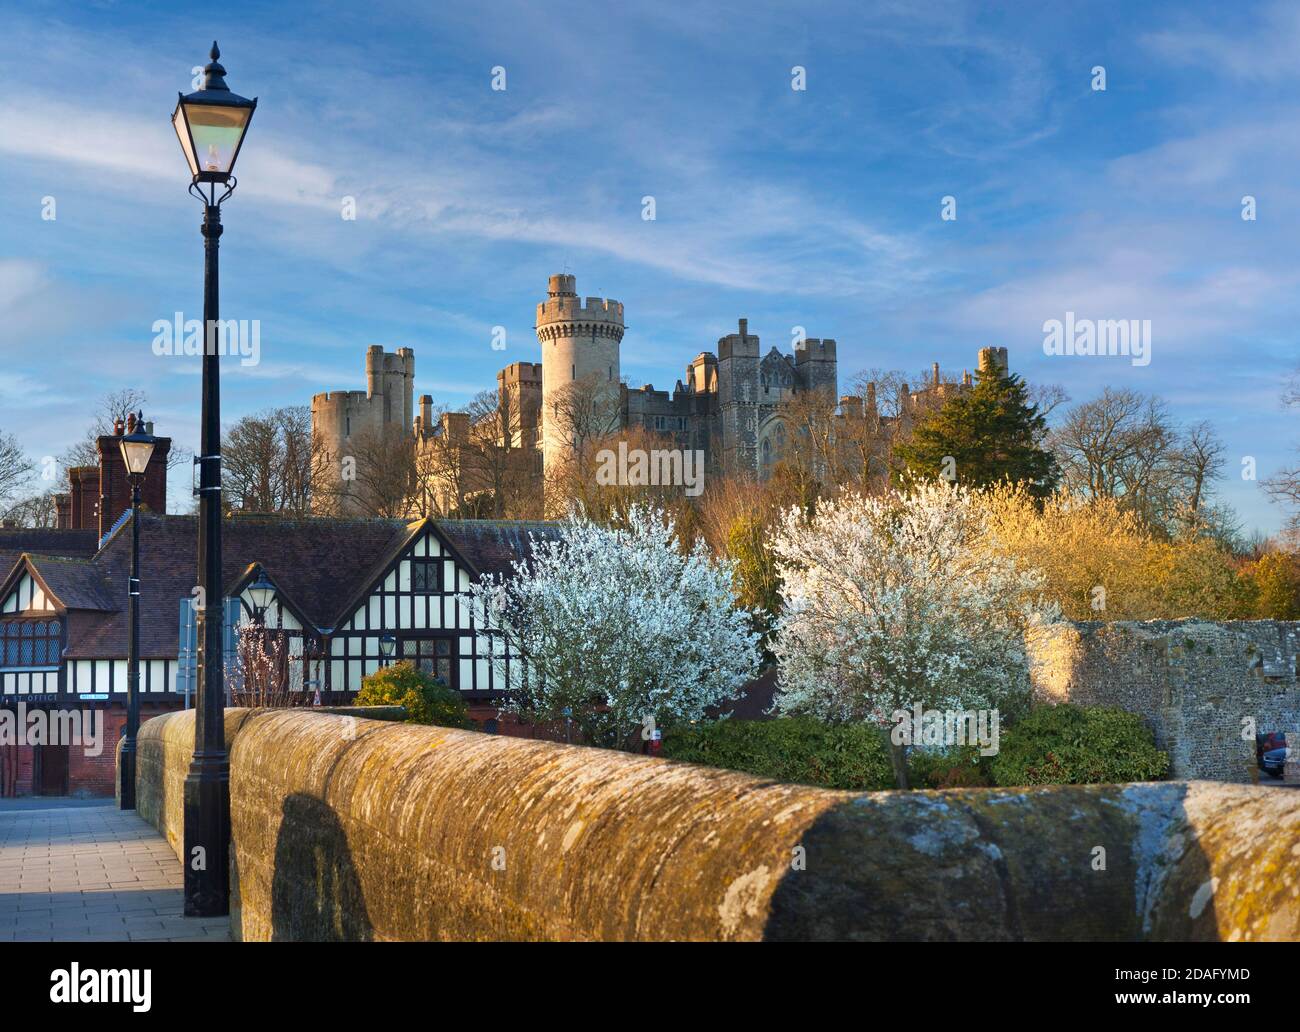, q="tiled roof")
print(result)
[0,528,98,578]
[6,513,556,660]
[438,520,563,579]
[28,555,116,611]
